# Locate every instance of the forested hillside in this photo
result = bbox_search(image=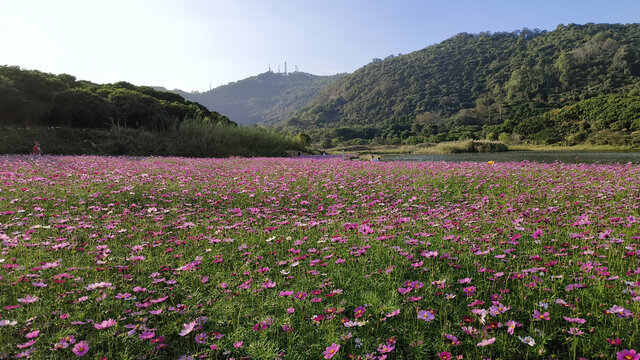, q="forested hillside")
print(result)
[0,66,307,157]
[0,65,233,130]
[286,23,640,146]
[173,71,344,125]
